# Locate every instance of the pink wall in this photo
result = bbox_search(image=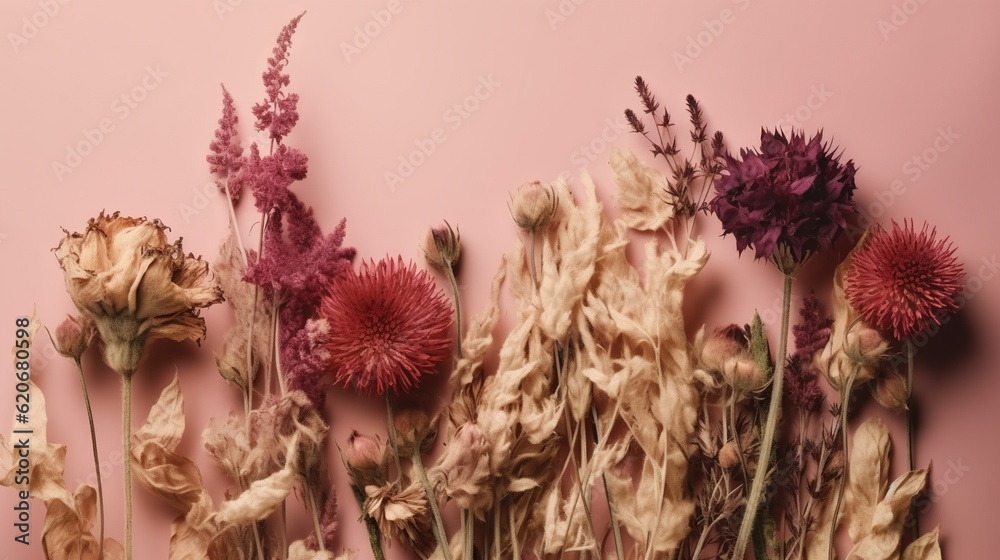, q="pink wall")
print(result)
[1,0,997,557]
